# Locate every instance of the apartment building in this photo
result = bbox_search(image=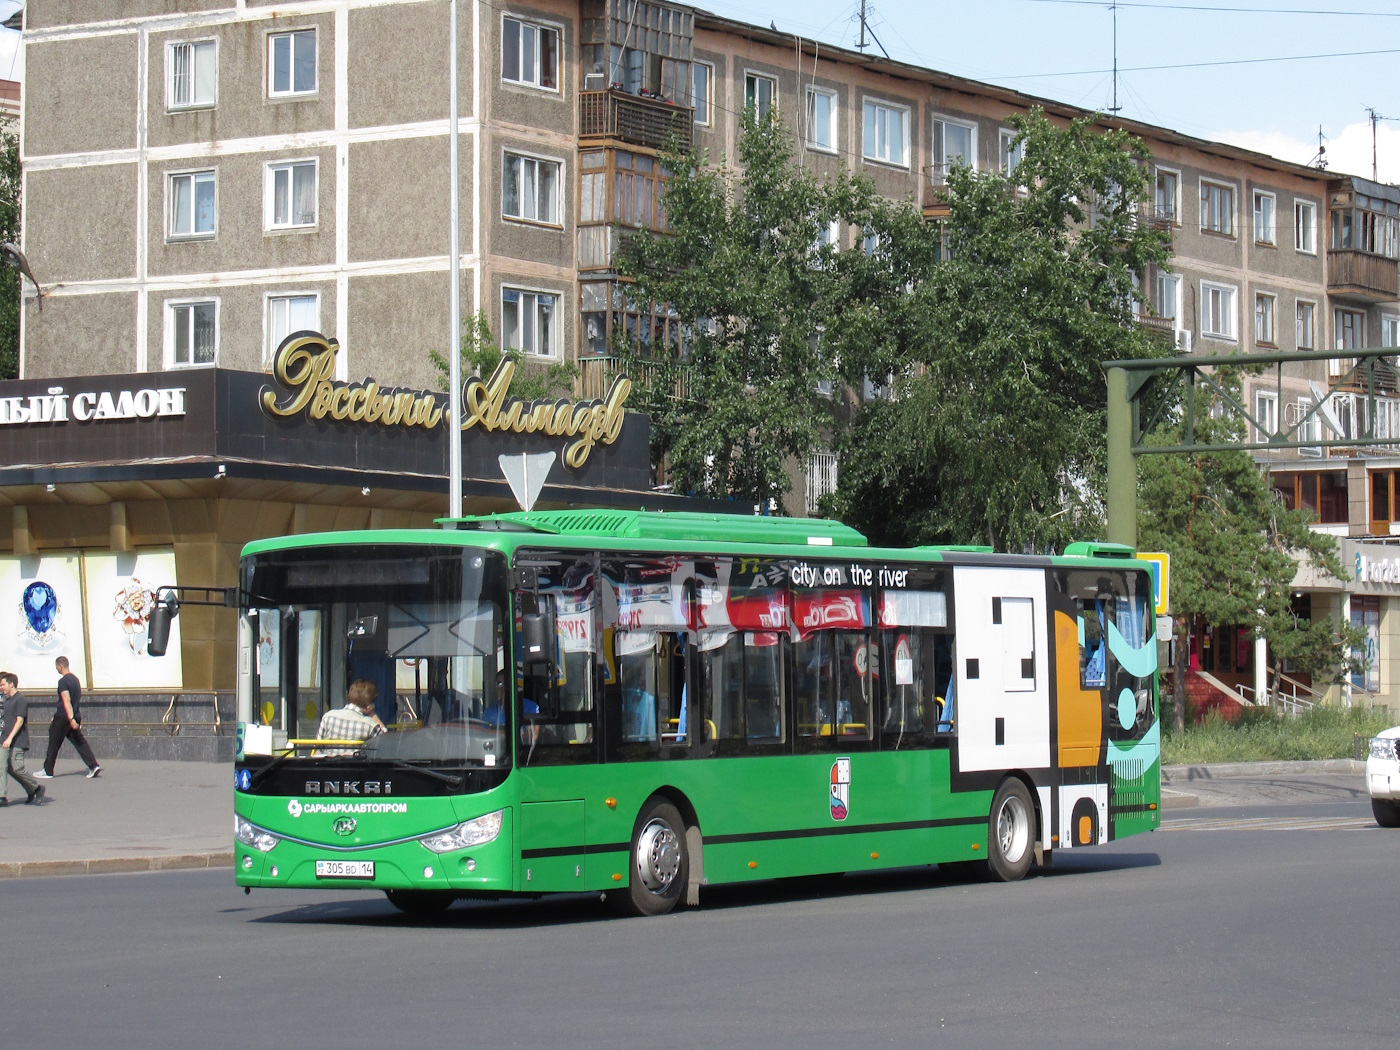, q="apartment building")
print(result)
[8,0,1400,710]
